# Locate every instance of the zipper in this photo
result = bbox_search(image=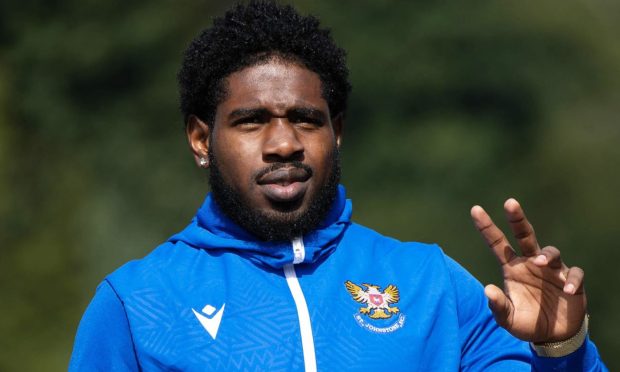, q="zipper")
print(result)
[284,237,317,372]
[292,236,305,264]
